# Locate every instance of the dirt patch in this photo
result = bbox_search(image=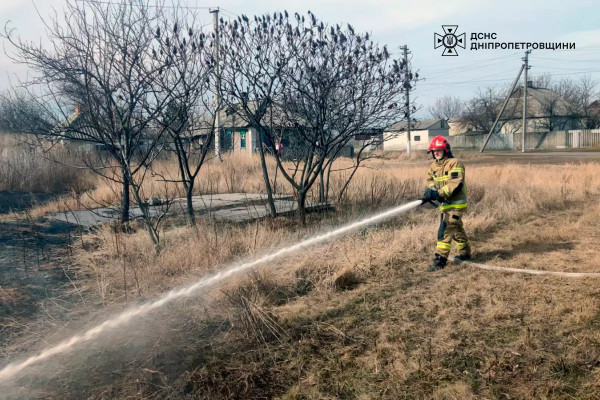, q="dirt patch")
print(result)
[0,215,80,351]
[0,191,57,214]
